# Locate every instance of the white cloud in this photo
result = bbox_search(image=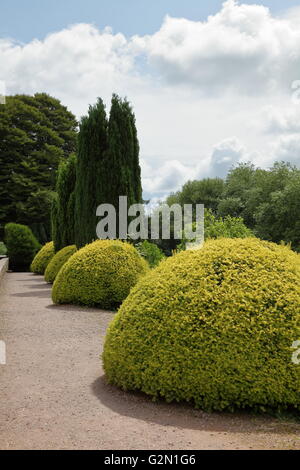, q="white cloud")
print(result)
[209,137,246,177]
[1,1,300,199]
[142,136,251,198]
[133,0,300,95]
[0,23,139,115]
[271,134,300,167]
[142,159,196,198]
[262,106,300,135]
